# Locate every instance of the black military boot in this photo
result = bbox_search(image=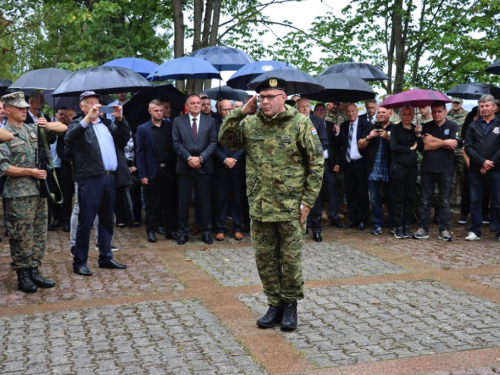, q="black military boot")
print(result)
[30,267,55,288]
[256,305,284,328]
[17,269,37,293]
[280,302,298,331]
